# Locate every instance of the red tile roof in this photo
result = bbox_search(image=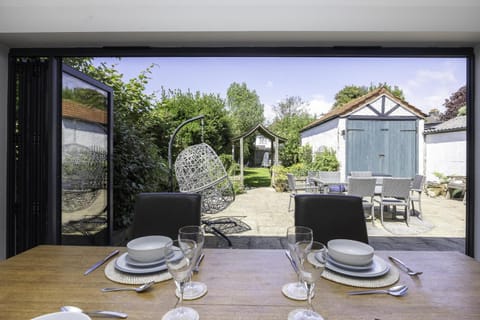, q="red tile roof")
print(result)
[62,99,107,125]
